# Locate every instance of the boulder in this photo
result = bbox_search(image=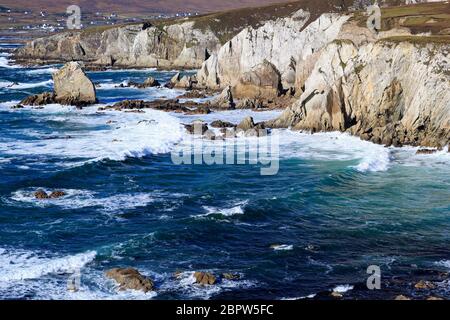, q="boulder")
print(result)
[237,117,256,131]
[52,62,97,106]
[141,76,160,88]
[34,190,49,199]
[165,72,181,89]
[233,60,282,99]
[49,191,66,199]
[193,272,216,285]
[208,86,235,109]
[236,98,263,110]
[105,268,154,293]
